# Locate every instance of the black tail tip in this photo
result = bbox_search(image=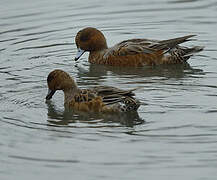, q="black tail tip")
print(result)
[193,46,205,52]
